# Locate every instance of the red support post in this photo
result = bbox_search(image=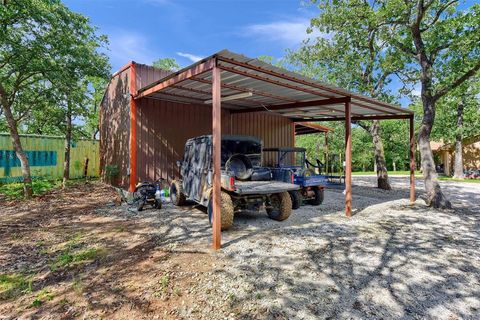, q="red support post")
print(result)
[212,61,222,250]
[129,62,137,192]
[409,115,416,204]
[345,101,352,217]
